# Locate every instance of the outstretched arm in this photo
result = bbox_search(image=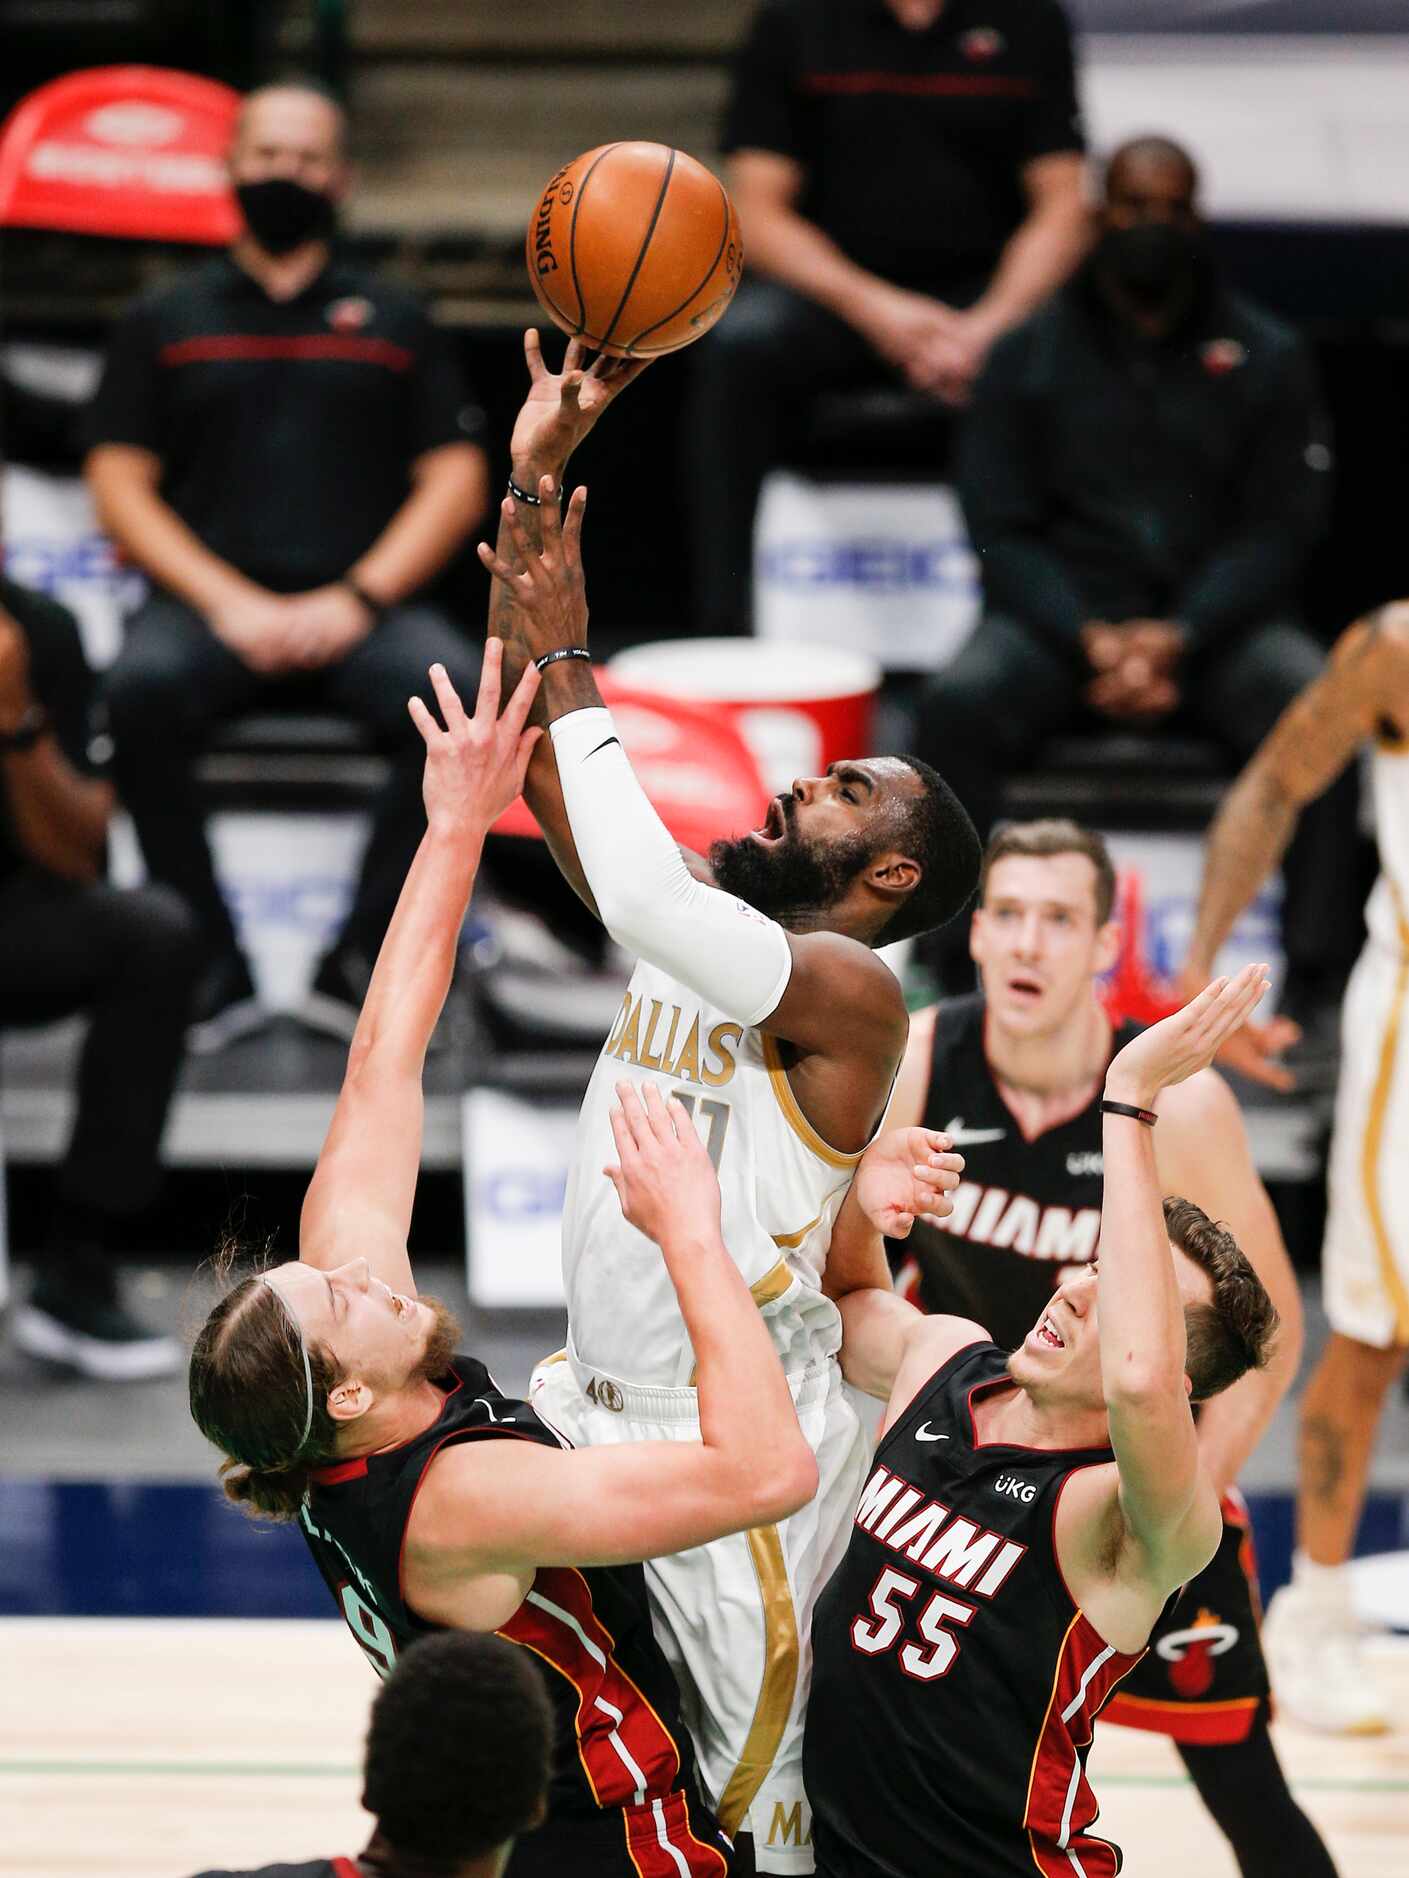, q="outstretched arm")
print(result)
[1182,611,1394,984]
[1098,968,1271,1587]
[487,331,655,913]
[482,479,910,1081]
[405,1084,818,1606]
[299,645,541,1289]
